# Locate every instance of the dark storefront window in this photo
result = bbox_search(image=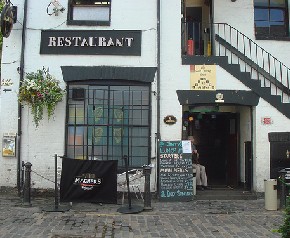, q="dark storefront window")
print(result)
[254,0,289,38]
[67,0,111,26]
[66,82,151,170]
